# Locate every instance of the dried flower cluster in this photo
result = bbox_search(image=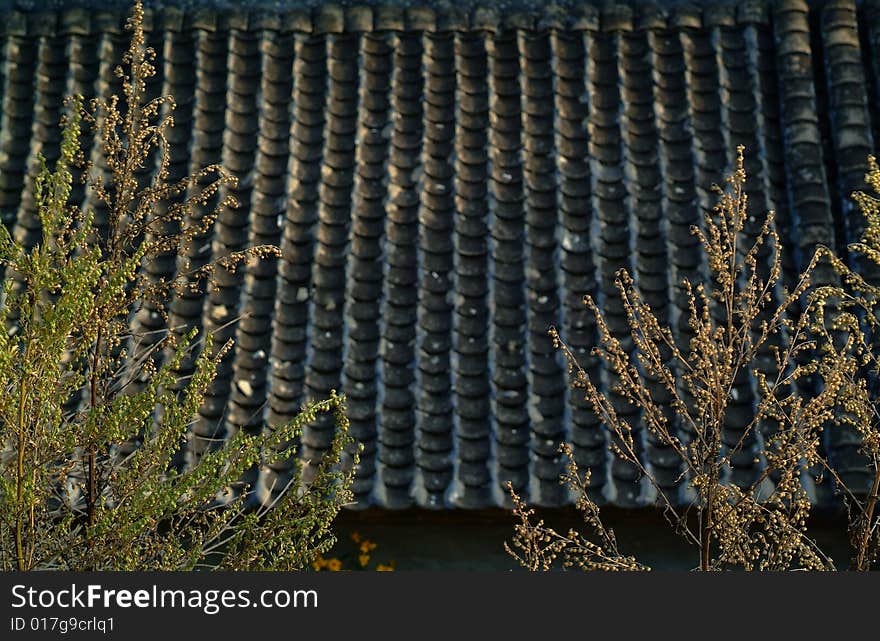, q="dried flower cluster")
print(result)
[0,1,354,571]
[810,156,880,571]
[506,444,647,571]
[510,147,849,571]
